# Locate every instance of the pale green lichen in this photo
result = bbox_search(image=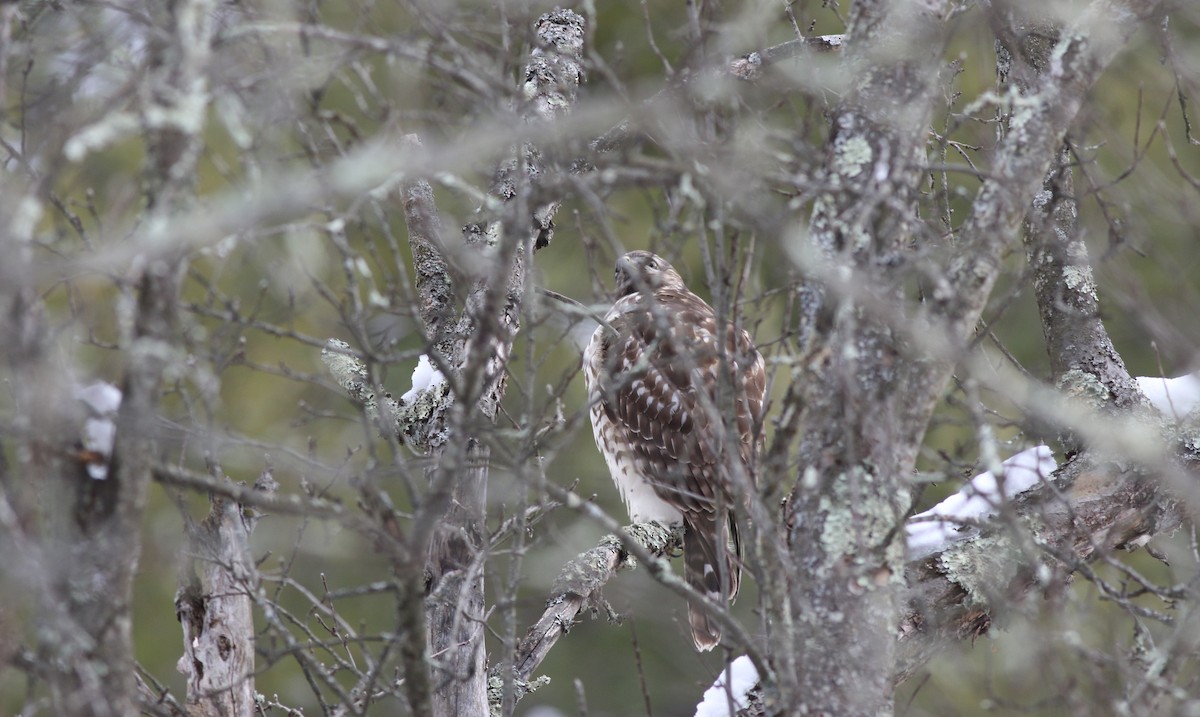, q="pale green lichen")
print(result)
[1058,369,1109,409]
[818,491,856,561]
[938,532,1022,607]
[1065,234,1090,260]
[487,674,551,717]
[1062,265,1097,297]
[550,522,679,599]
[818,468,908,584]
[321,340,373,406]
[624,521,681,555]
[398,380,449,425]
[833,135,873,180]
